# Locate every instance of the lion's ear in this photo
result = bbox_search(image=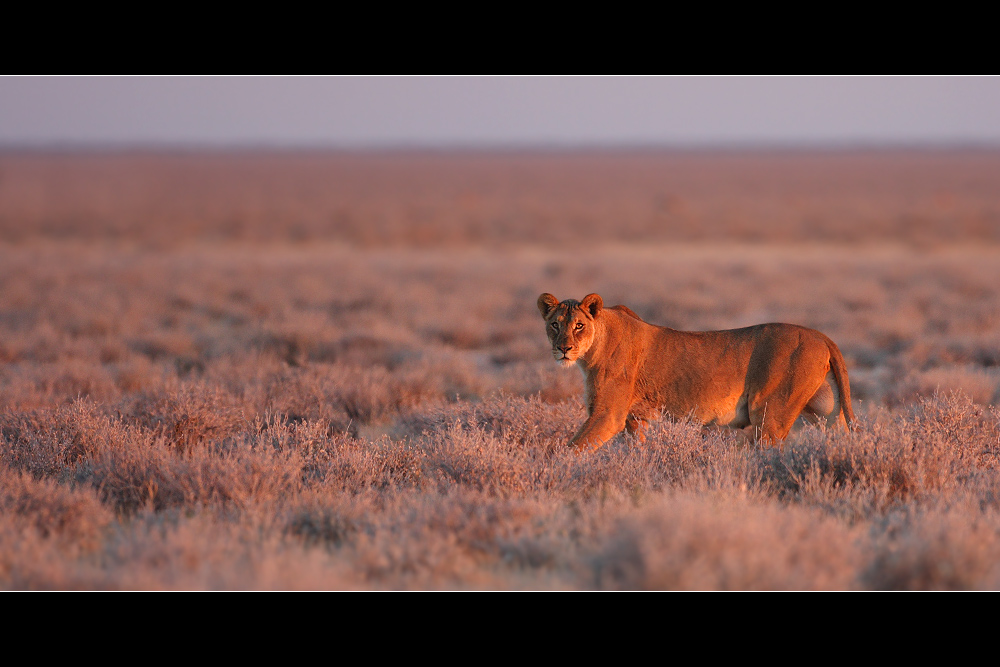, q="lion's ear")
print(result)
[581,293,603,318]
[537,293,559,318]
